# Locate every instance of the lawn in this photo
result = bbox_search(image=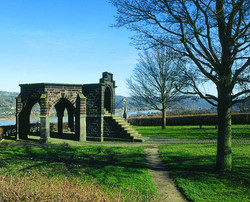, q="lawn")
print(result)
[0,141,157,201]
[134,124,250,140]
[1,124,249,201]
[159,144,250,201]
